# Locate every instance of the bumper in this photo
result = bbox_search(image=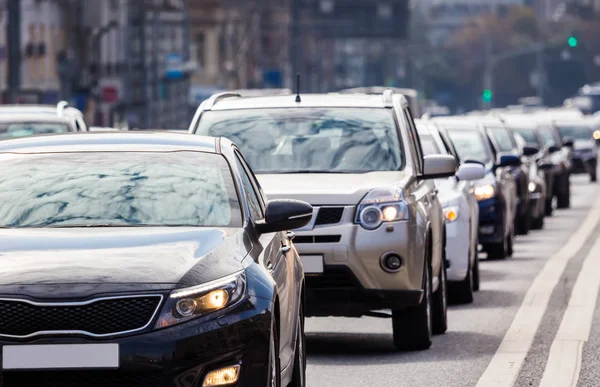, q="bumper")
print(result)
[477,197,505,245]
[571,155,597,174]
[0,296,272,387]
[445,220,470,282]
